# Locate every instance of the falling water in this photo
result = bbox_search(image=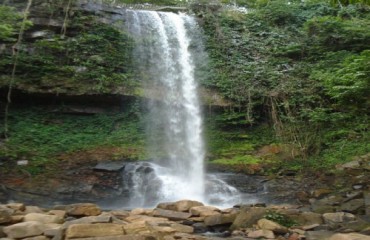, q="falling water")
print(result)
[126,10,205,204]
